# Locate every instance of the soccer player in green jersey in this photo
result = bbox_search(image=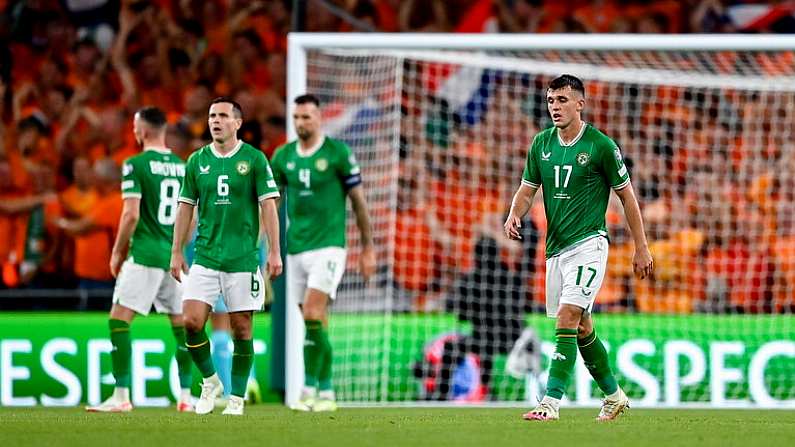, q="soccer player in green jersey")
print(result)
[170,97,282,416]
[86,107,193,413]
[271,94,376,412]
[504,75,654,421]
